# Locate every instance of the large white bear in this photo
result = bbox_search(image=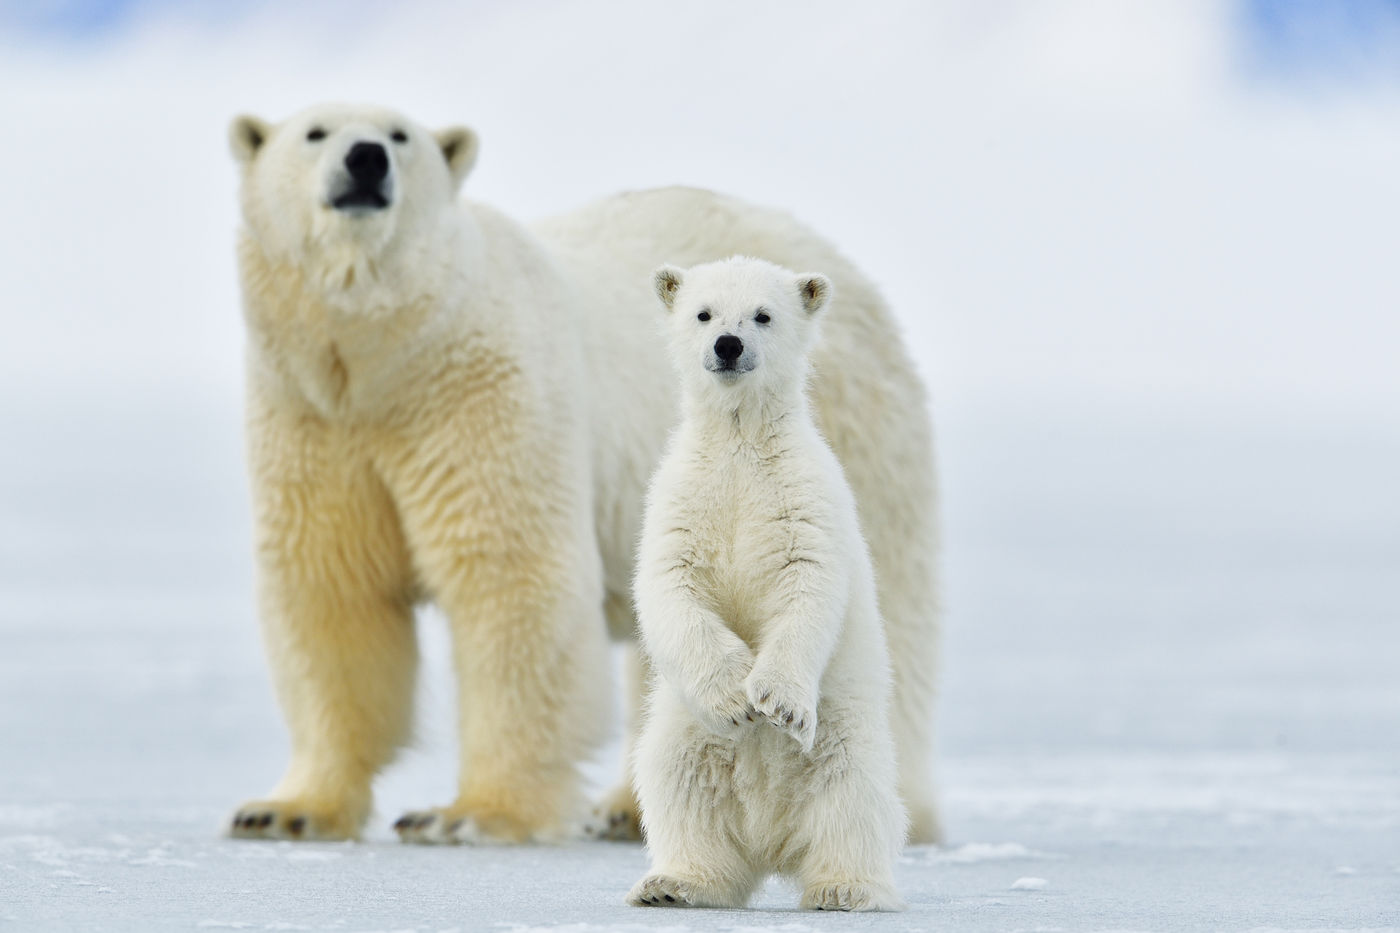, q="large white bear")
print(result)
[628,258,905,912]
[226,102,940,845]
